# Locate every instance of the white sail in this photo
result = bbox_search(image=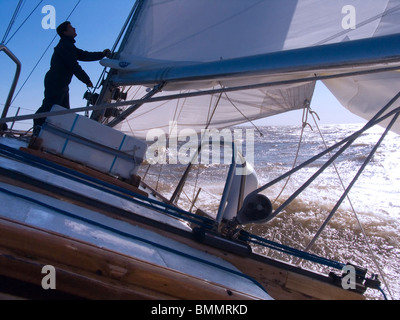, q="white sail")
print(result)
[116,0,399,64]
[98,0,400,137]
